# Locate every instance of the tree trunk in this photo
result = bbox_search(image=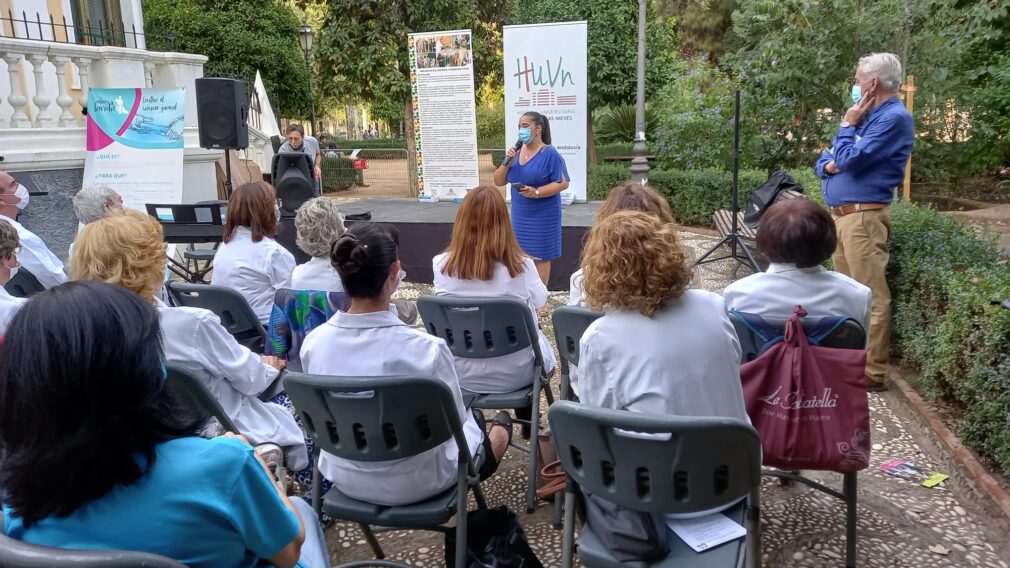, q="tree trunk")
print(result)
[587,110,597,165]
[405,98,419,197]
